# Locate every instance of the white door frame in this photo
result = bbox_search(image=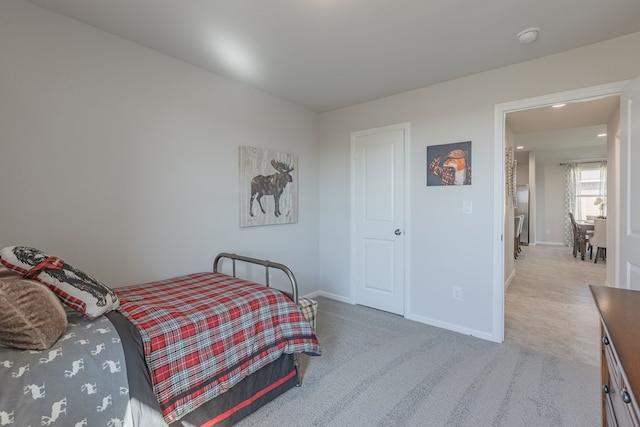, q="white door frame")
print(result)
[493,81,627,342]
[350,122,411,314]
